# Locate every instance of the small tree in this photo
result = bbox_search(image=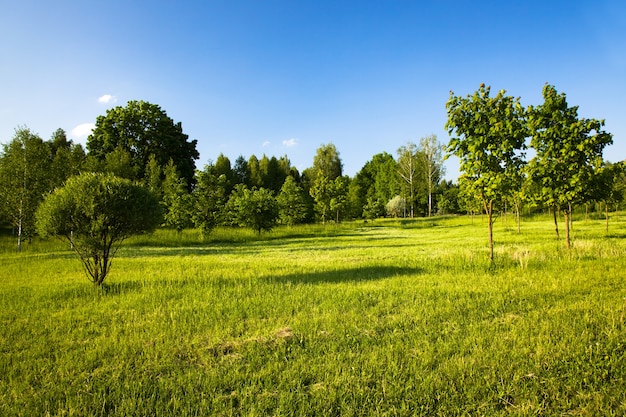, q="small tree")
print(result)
[527,84,612,248]
[446,84,527,262]
[386,195,406,218]
[36,173,161,285]
[227,186,279,234]
[277,176,308,226]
